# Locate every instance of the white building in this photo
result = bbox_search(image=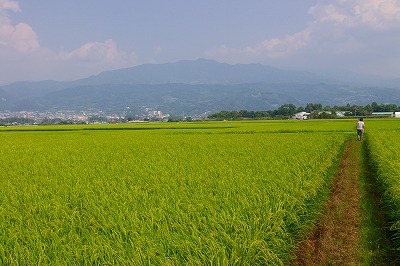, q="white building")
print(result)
[394,112,400,118]
[372,112,394,117]
[293,112,310,120]
[336,111,346,118]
